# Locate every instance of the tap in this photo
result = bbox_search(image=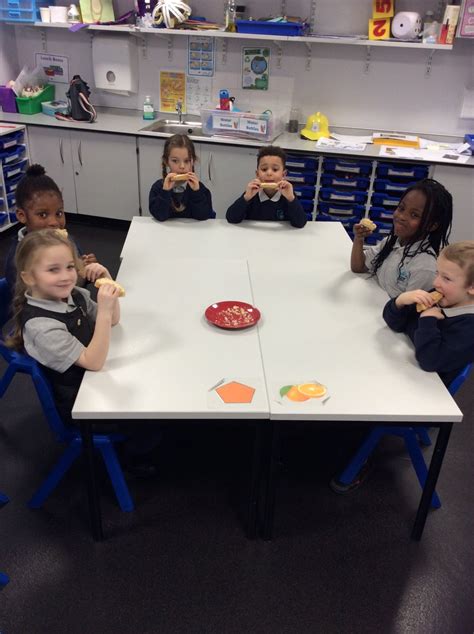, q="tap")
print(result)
[176,100,183,124]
